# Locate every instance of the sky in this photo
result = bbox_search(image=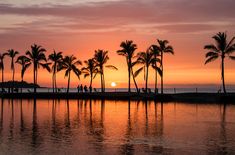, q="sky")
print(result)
[0,0,235,88]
